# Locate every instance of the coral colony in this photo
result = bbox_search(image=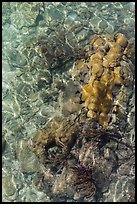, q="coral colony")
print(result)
[81,33,130,127]
[31,33,134,201]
